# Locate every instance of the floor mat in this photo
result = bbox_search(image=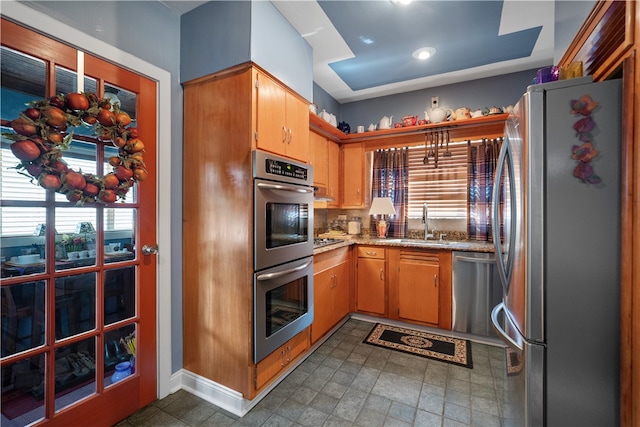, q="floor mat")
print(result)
[363,323,473,368]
